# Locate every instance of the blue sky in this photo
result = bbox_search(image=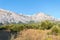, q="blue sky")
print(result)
[0,0,60,18]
